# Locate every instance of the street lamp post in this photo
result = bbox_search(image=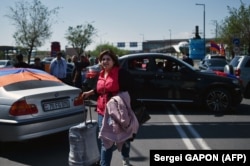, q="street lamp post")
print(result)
[139,34,144,52]
[211,20,218,39]
[196,3,206,56]
[139,34,144,42]
[169,29,172,48]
